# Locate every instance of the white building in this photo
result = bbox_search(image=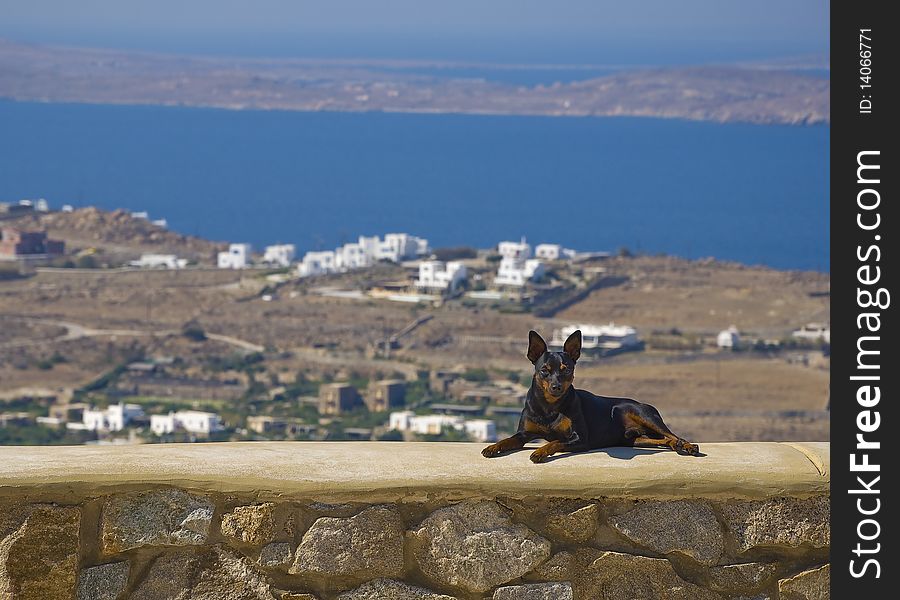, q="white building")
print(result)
[792,323,830,344]
[297,251,337,277]
[535,243,576,261]
[717,326,741,349]
[335,238,374,271]
[77,403,145,432]
[416,260,467,292]
[61,204,74,213]
[494,257,545,287]
[388,411,497,442]
[388,410,414,432]
[130,254,188,269]
[150,410,224,436]
[263,244,296,267]
[498,238,531,260]
[35,199,50,213]
[297,232,429,278]
[551,323,642,352]
[218,243,252,269]
[378,233,429,263]
[463,419,497,443]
